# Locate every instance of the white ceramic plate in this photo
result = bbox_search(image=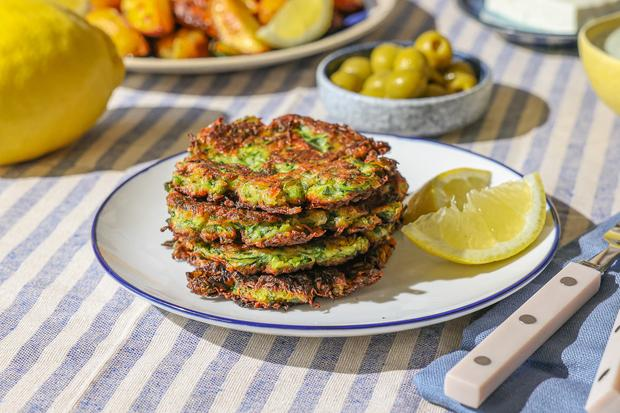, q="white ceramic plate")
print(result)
[458,0,576,48]
[92,135,560,337]
[124,0,396,74]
